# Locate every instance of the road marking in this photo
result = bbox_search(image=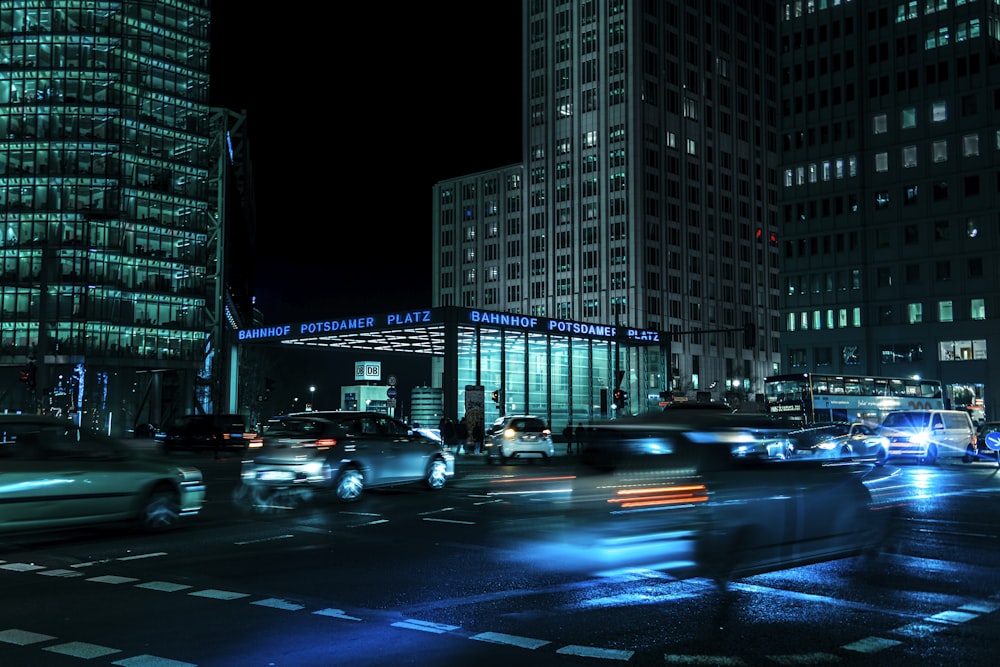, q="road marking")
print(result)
[0,562,45,572]
[391,619,460,634]
[663,655,746,665]
[234,534,294,545]
[112,655,197,666]
[314,608,362,621]
[43,641,120,659]
[188,588,251,600]
[119,552,168,561]
[470,631,549,649]
[136,581,193,592]
[841,636,903,653]
[765,652,839,664]
[557,644,633,660]
[37,568,84,578]
[422,517,475,524]
[0,628,56,645]
[87,575,140,584]
[253,597,306,611]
